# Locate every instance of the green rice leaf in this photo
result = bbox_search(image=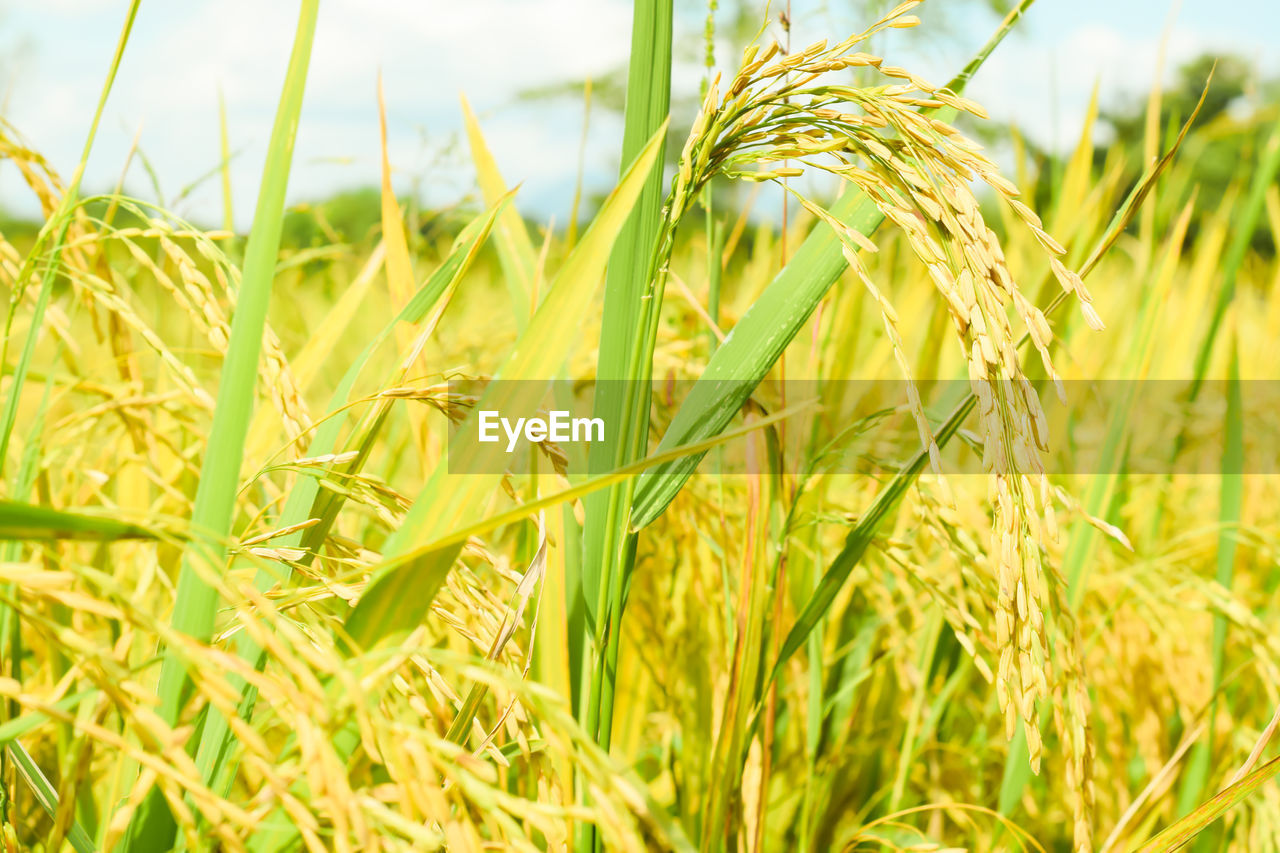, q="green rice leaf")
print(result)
[152,0,319,718]
[1176,336,1245,821]
[0,691,96,748]
[579,0,673,625]
[0,501,162,542]
[765,395,975,692]
[626,0,1037,532]
[123,4,320,850]
[0,1,140,479]
[629,190,883,530]
[460,94,537,325]
[8,739,95,853]
[1138,756,1280,852]
[189,195,510,812]
[342,121,667,652]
